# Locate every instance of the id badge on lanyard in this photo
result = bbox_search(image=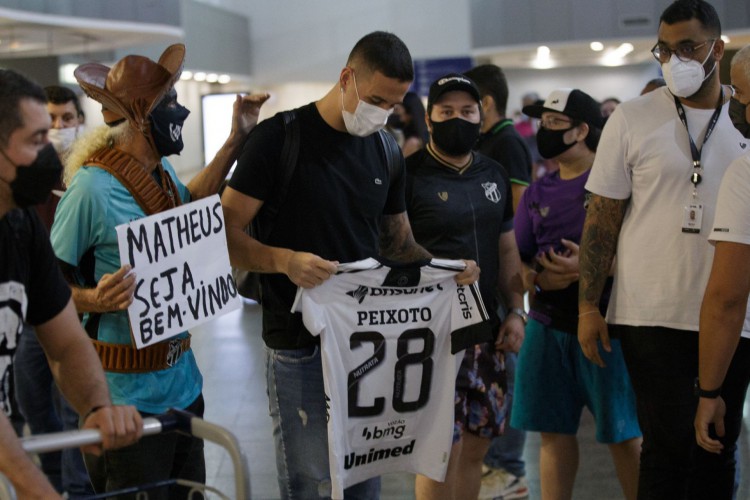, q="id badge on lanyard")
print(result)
[674,92,723,234]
